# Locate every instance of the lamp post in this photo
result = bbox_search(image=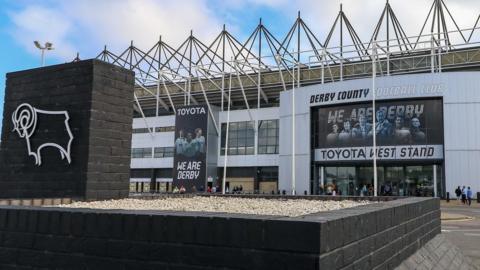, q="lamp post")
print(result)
[34,41,54,67]
[372,42,378,197]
